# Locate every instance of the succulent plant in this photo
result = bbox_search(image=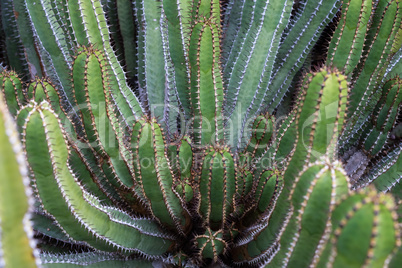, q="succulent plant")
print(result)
[0,0,401,267]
